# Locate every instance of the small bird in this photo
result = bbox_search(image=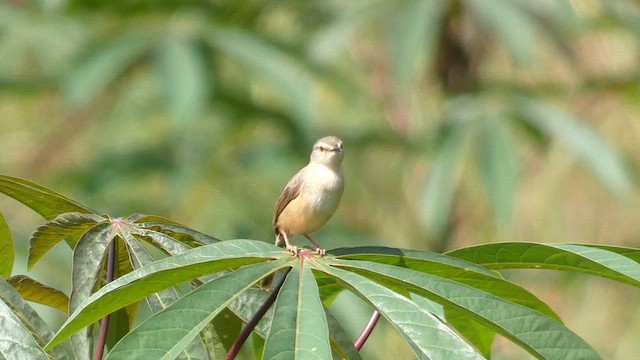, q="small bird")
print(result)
[273,136,344,255]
